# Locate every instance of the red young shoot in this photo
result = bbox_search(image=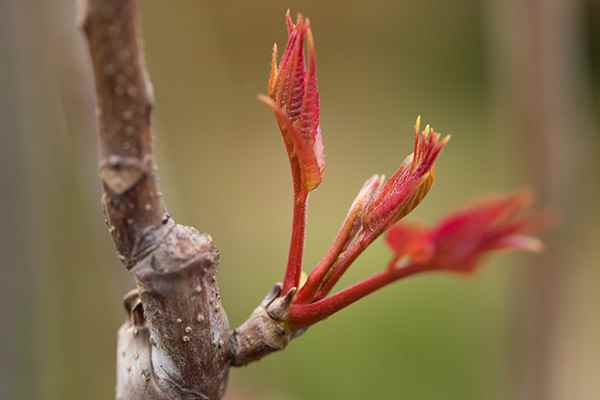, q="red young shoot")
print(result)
[295,175,383,304]
[260,11,543,333]
[288,191,542,327]
[261,12,325,294]
[289,262,426,327]
[282,188,307,294]
[296,118,449,304]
